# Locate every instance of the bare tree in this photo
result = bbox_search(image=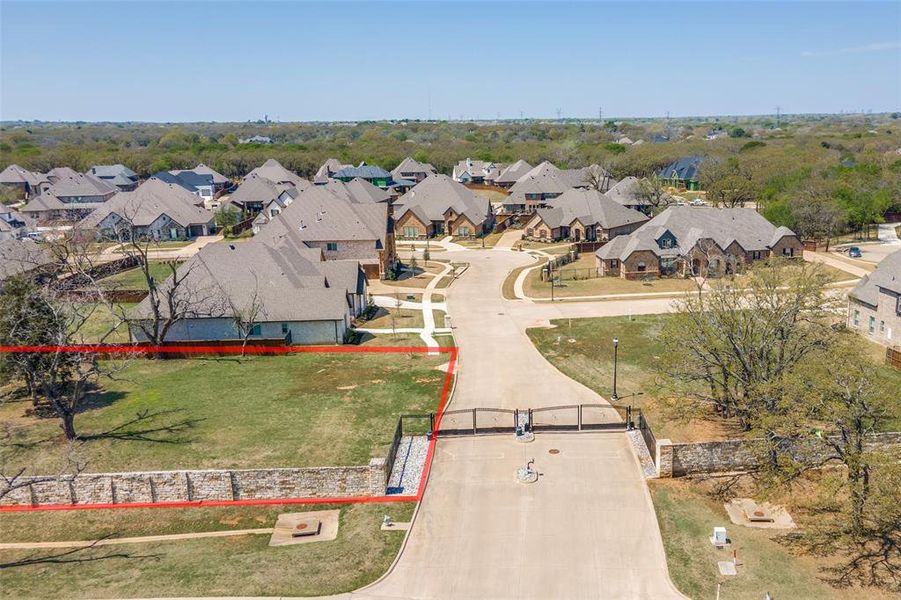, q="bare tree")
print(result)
[582,164,614,192]
[228,274,265,354]
[700,157,758,208]
[789,184,846,250]
[634,175,675,215]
